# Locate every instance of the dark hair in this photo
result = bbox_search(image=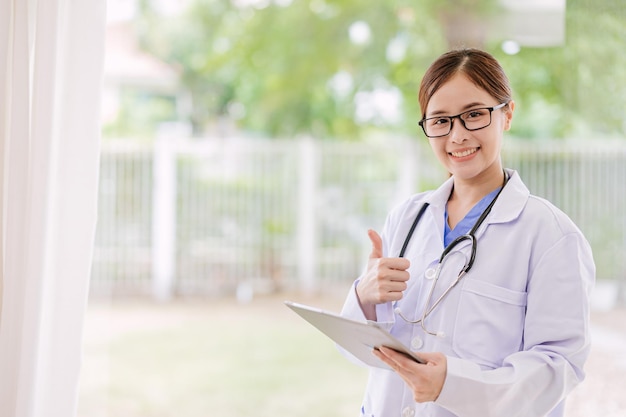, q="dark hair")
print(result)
[418,48,512,119]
